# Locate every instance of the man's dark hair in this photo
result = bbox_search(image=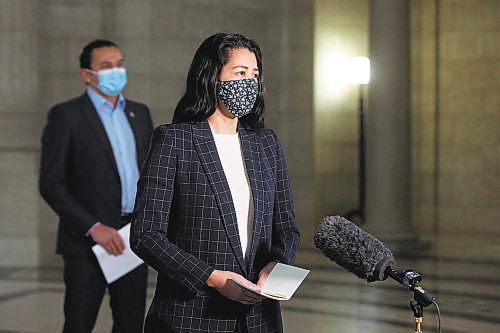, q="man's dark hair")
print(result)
[79,39,118,69]
[172,32,265,130]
